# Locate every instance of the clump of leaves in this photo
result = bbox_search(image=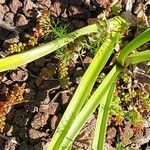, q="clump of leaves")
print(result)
[34,11,73,88]
[109,71,149,130]
[34,10,68,40]
[28,36,38,47]
[115,142,124,150]
[109,96,125,126]
[120,73,131,84]
[57,60,69,89]
[124,89,137,102]
[51,21,68,39]
[87,13,110,54]
[125,106,143,132]
[50,18,87,89]
[56,38,83,88]
[117,73,135,103]
[56,13,112,87]
[8,42,26,53]
[0,84,25,132]
[34,10,53,37]
[115,141,134,150]
[112,3,122,15]
[109,71,150,136]
[26,11,54,48]
[139,90,150,112]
